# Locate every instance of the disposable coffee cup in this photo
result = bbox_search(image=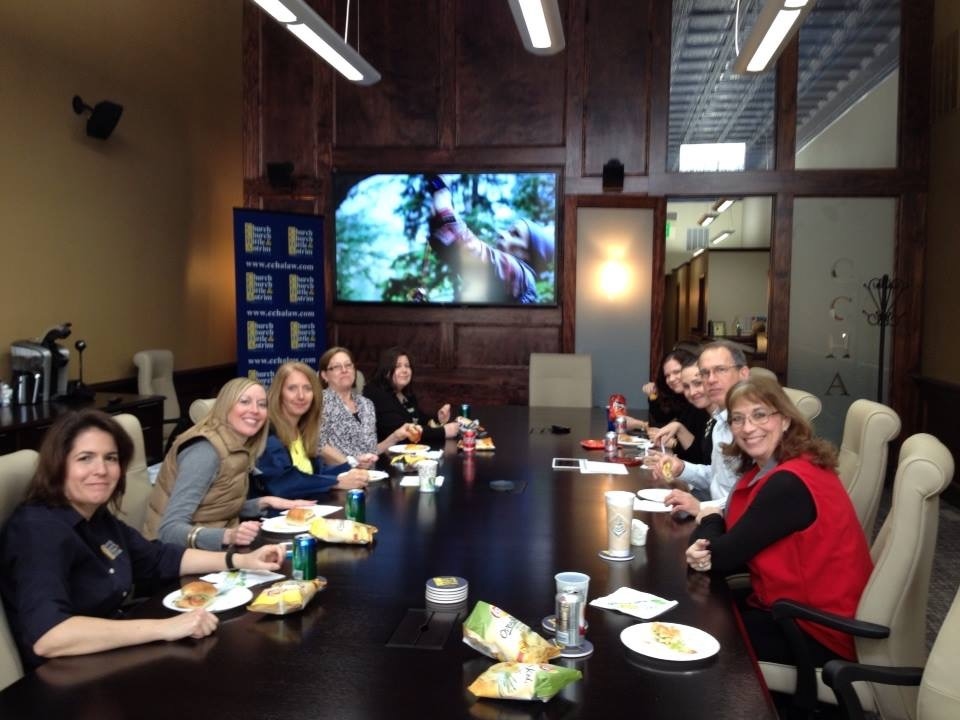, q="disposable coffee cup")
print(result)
[555,571,590,633]
[631,519,649,546]
[604,491,635,557]
[418,459,438,492]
